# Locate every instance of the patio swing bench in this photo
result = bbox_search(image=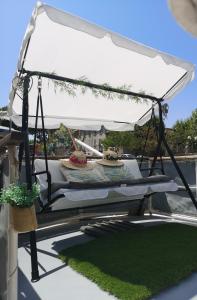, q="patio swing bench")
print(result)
[34,158,178,214]
[8,2,197,281]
